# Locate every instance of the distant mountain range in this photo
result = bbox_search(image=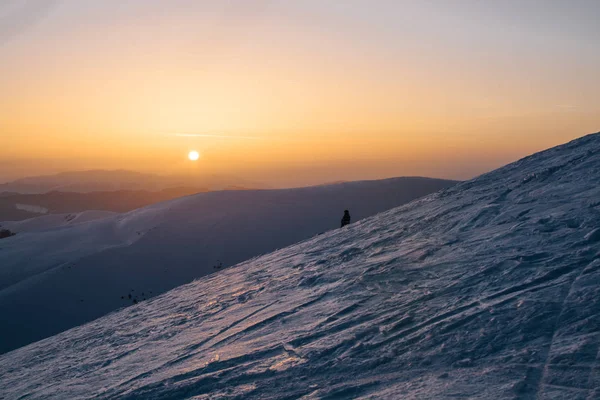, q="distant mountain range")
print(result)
[0,187,207,221]
[0,169,268,221]
[0,169,266,194]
